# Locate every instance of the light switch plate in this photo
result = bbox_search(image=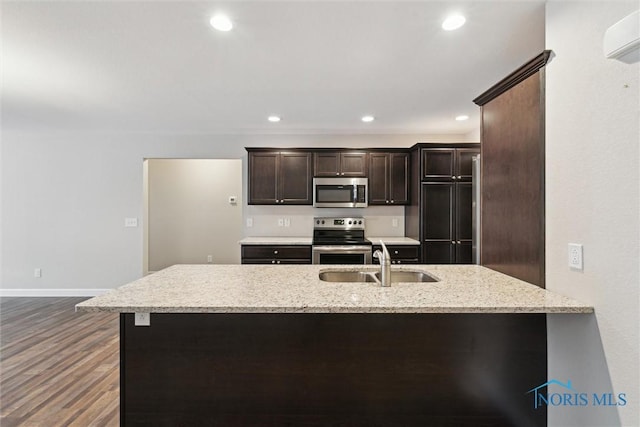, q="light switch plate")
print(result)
[568,243,583,270]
